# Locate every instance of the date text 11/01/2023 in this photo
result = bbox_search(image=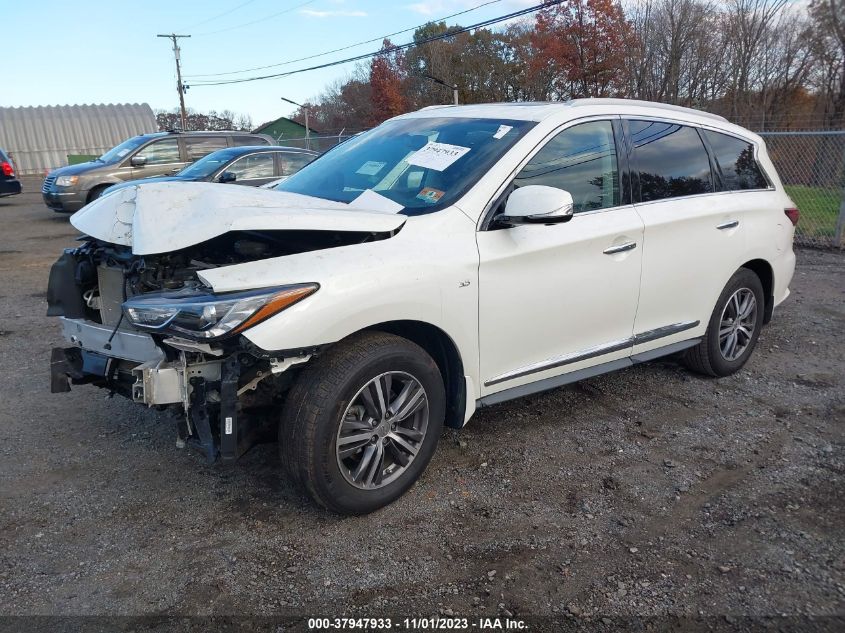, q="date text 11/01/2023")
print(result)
[307,617,528,630]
